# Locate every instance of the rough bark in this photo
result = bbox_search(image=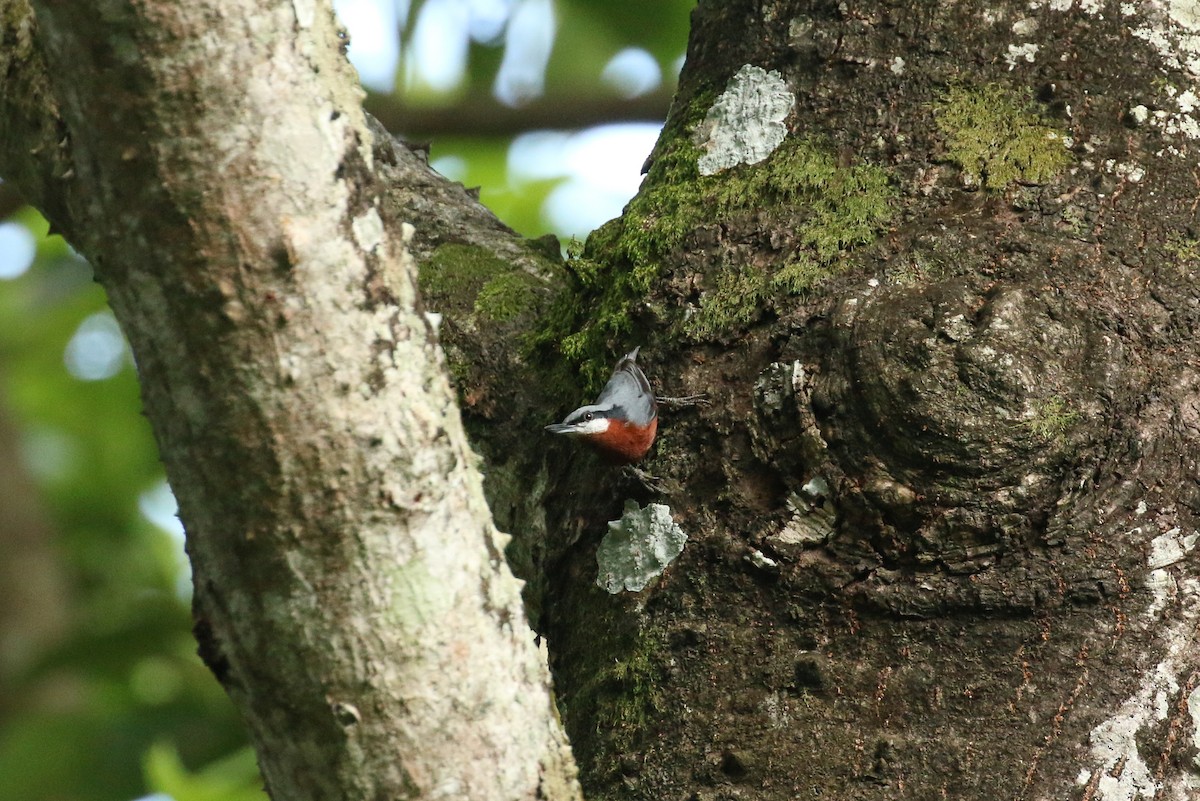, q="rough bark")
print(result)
[0,2,579,800]
[532,2,1200,800]
[7,0,1200,800]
